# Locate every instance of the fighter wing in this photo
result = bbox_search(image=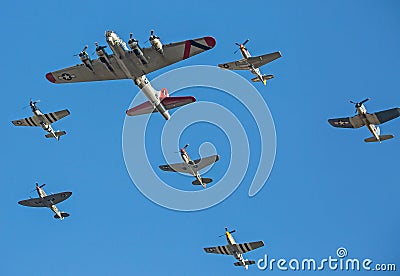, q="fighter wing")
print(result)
[159,163,191,173]
[218,59,251,70]
[204,245,232,255]
[18,197,46,207]
[41,109,70,124]
[246,52,282,68]
[365,108,400,125]
[140,37,216,74]
[42,192,72,205]
[191,155,220,171]
[45,56,128,84]
[12,109,70,126]
[12,116,41,127]
[218,51,281,70]
[328,115,365,128]
[234,241,264,254]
